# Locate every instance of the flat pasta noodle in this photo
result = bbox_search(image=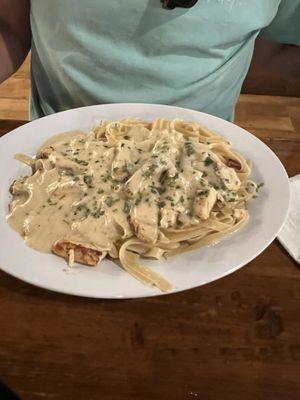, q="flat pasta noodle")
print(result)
[8,118,260,292]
